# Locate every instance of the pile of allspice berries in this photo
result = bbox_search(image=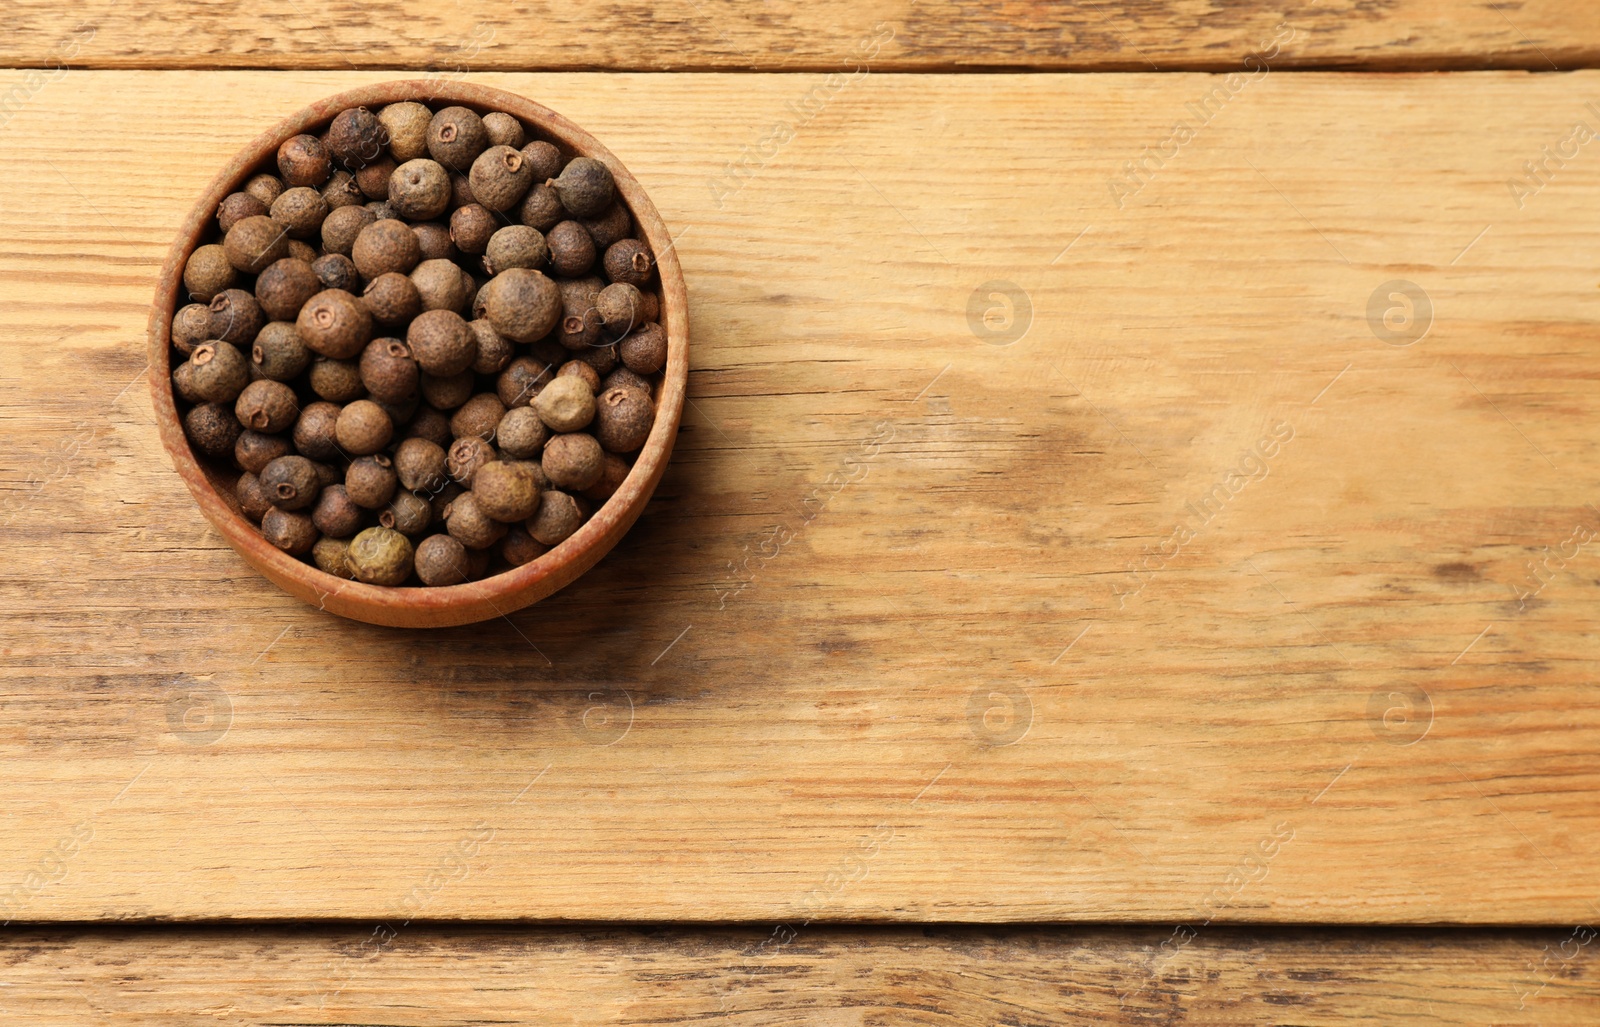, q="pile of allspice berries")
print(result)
[170,102,666,587]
